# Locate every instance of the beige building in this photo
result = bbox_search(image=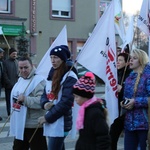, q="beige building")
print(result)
[0,0,124,68]
[0,0,106,64]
